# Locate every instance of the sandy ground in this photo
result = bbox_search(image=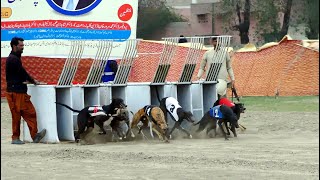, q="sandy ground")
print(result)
[1,99,319,180]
